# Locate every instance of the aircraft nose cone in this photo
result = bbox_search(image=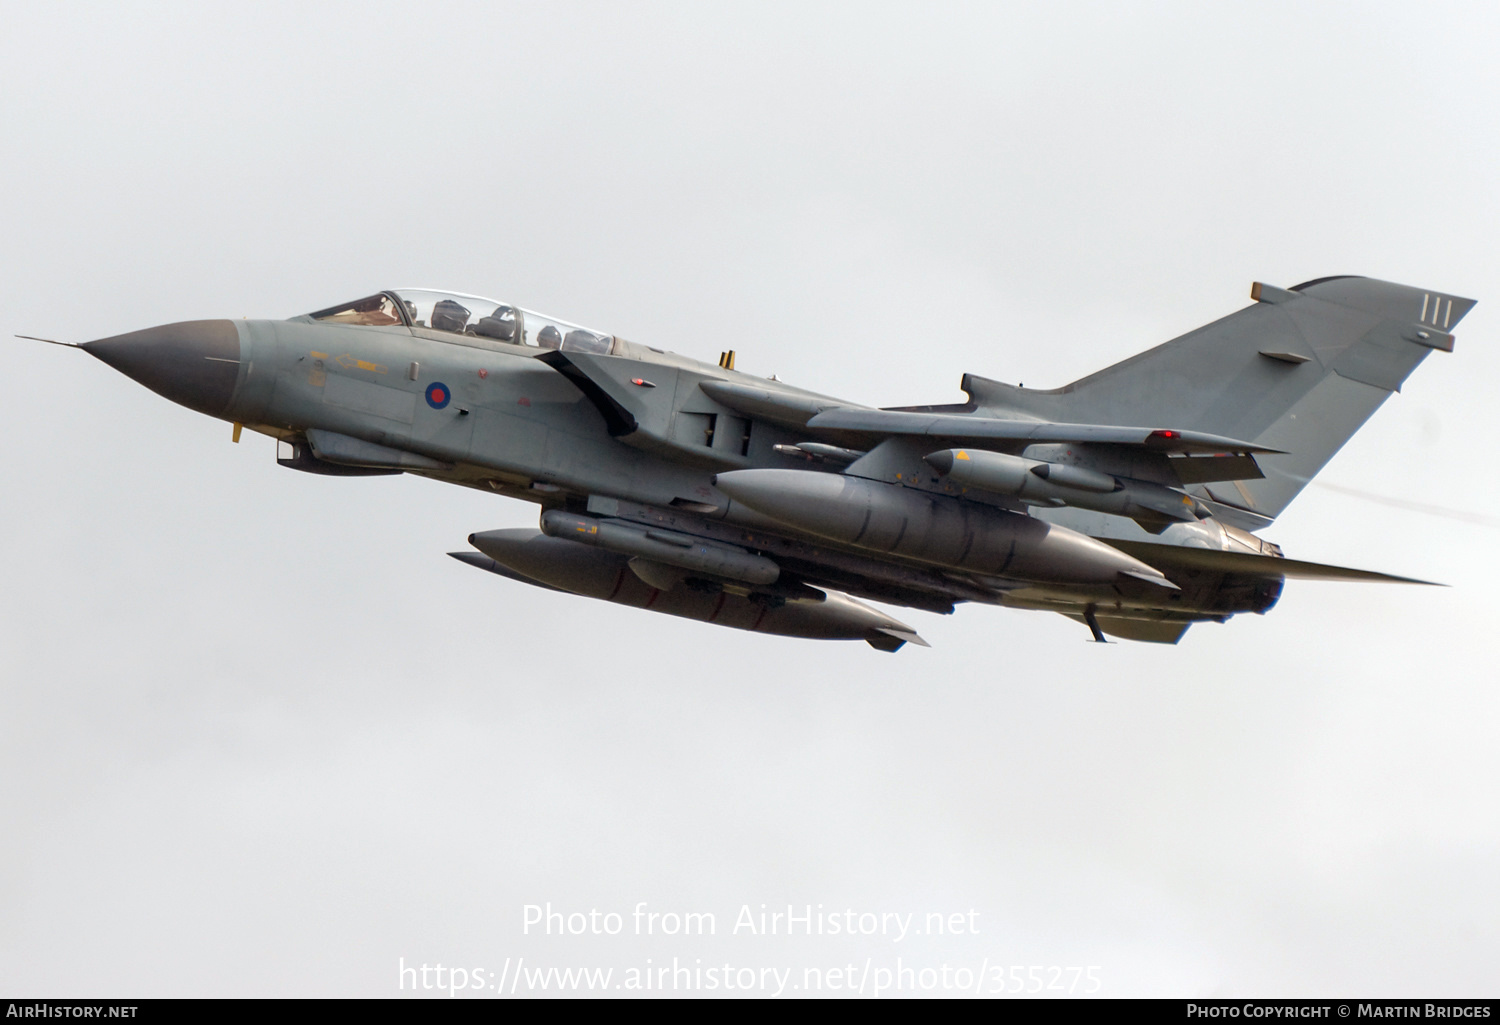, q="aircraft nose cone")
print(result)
[83,320,241,417]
